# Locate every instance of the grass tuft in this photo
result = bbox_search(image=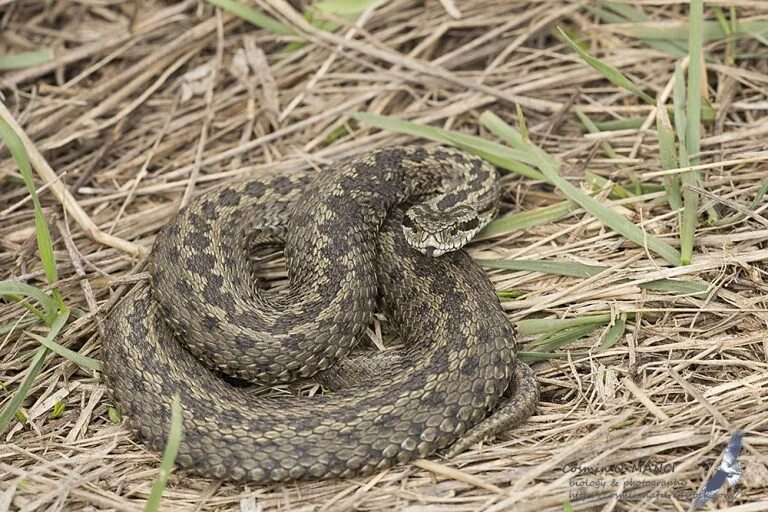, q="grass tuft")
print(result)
[480,111,682,266]
[0,118,60,300]
[0,114,70,433]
